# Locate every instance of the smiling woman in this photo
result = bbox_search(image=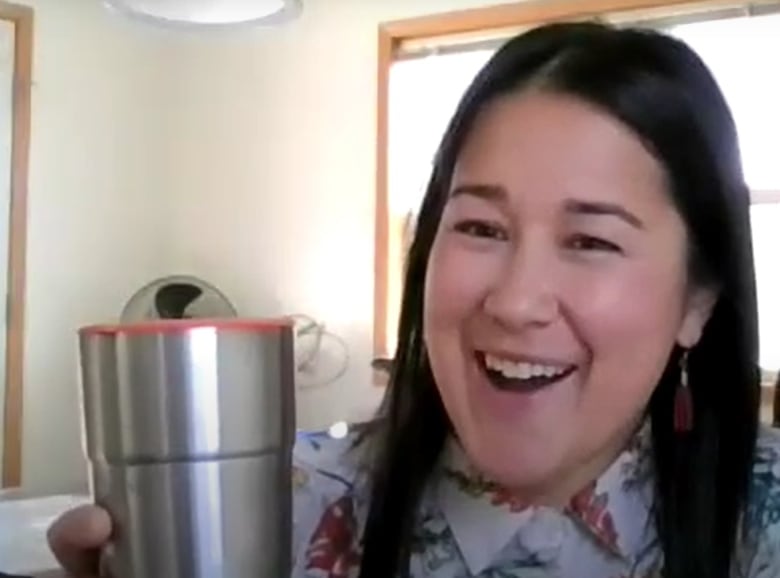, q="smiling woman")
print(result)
[360,18,766,578]
[424,87,714,506]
